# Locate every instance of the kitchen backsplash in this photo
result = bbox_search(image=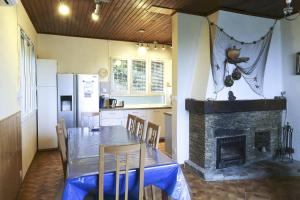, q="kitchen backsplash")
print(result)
[111,96,165,105]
